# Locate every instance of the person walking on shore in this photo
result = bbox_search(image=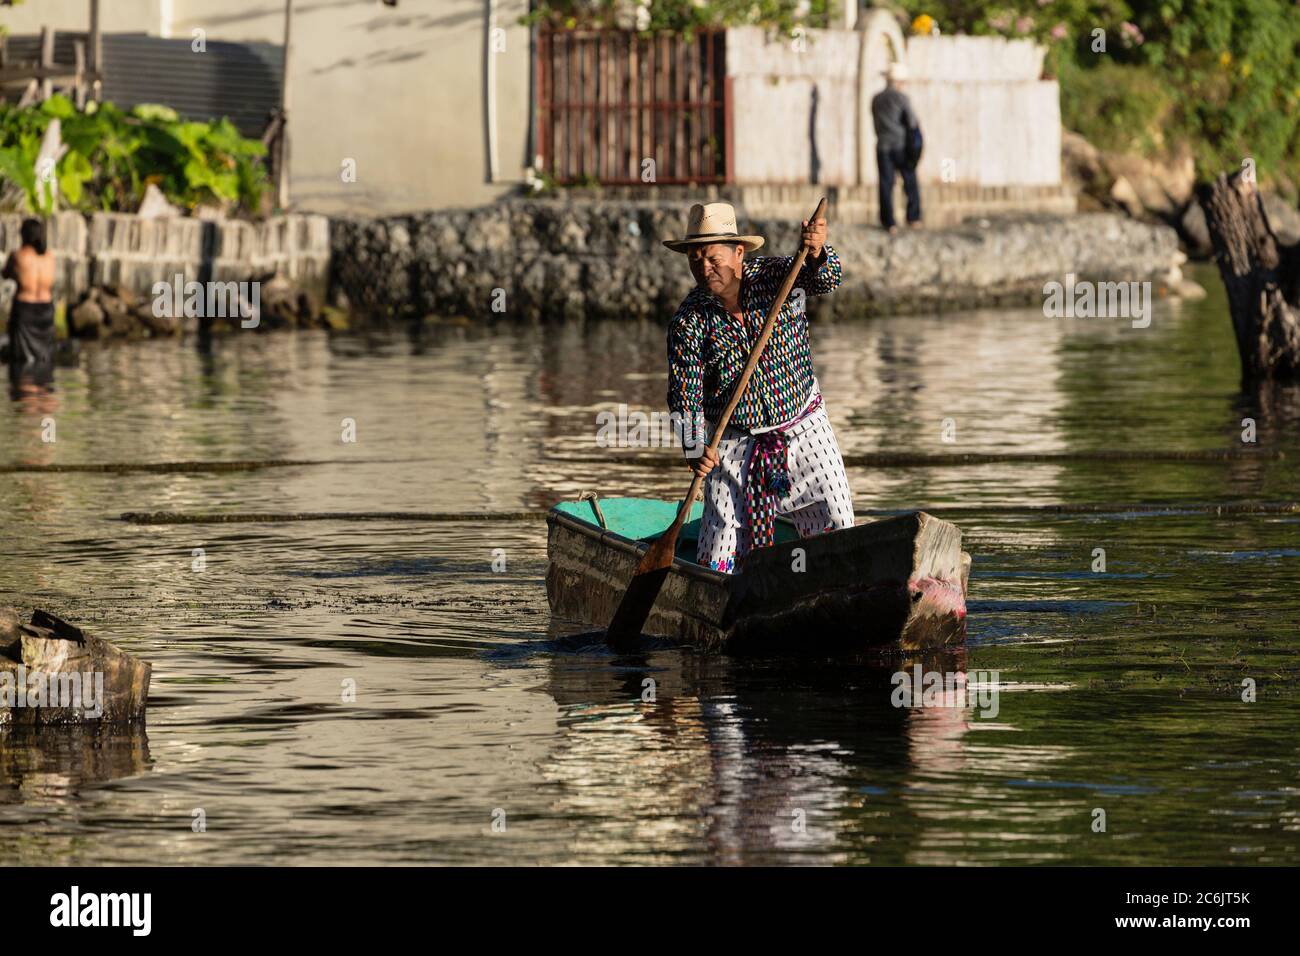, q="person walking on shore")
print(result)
[871,62,922,235]
[2,218,57,393]
[663,202,855,574]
